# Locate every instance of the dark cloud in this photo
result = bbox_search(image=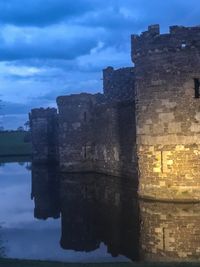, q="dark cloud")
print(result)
[74,0,200,40]
[0,0,101,27]
[0,101,31,115]
[67,0,200,51]
[2,0,200,130]
[0,30,98,61]
[1,1,200,62]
